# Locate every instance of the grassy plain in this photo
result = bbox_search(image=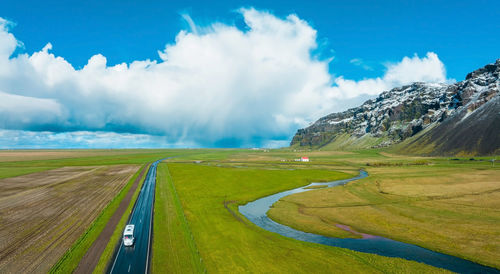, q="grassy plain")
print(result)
[2,148,497,273]
[163,159,447,273]
[268,157,500,269]
[152,163,205,273]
